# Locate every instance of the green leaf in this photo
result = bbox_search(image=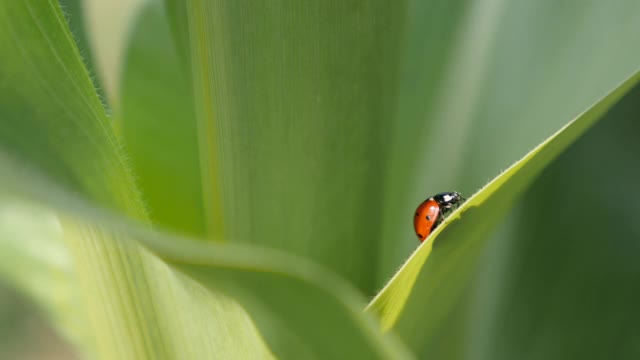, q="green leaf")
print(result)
[60,218,276,359]
[0,0,143,219]
[162,0,190,71]
[118,2,205,237]
[372,2,640,357]
[58,0,106,101]
[0,149,413,359]
[366,68,640,354]
[0,198,87,354]
[184,1,406,293]
[0,2,270,358]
